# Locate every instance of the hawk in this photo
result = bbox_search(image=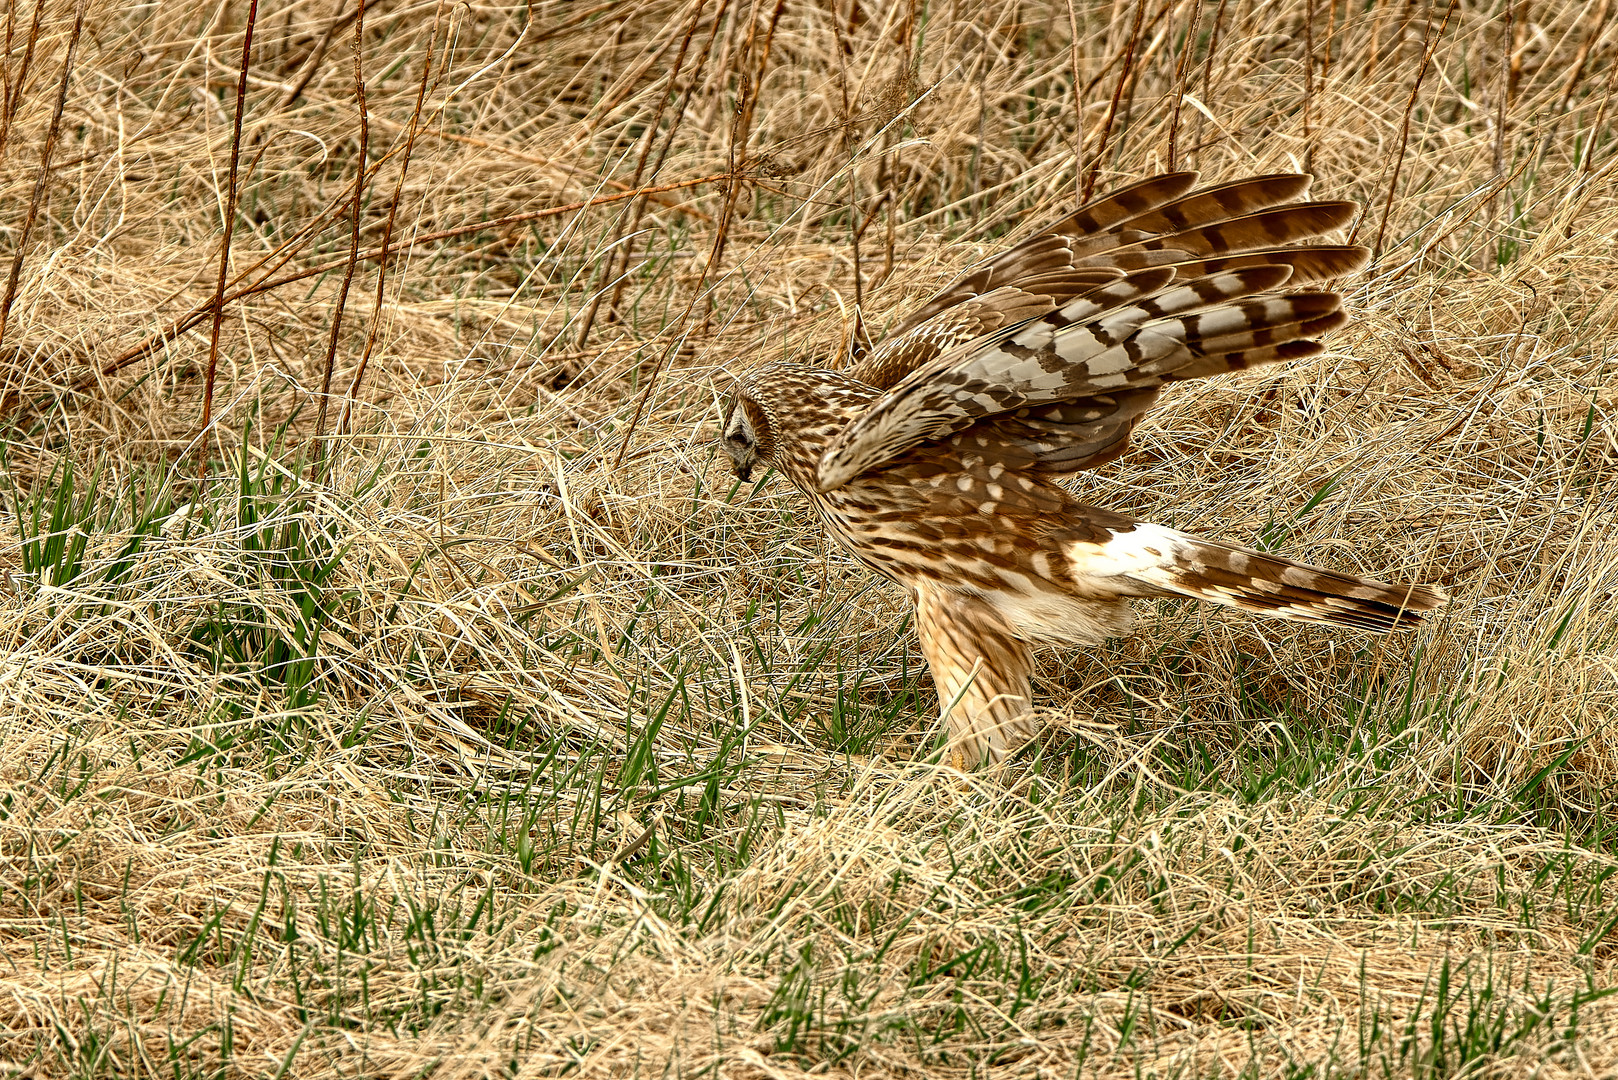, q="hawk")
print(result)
[719,172,1446,770]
